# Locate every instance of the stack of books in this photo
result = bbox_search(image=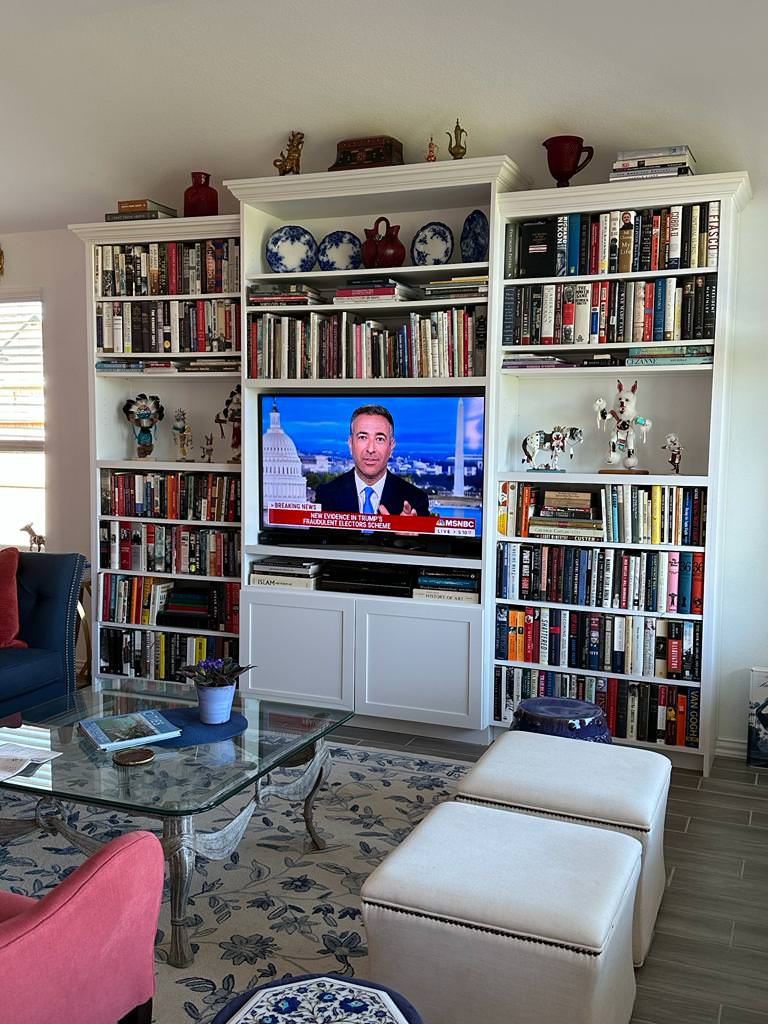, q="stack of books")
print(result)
[526,490,604,542]
[177,357,241,373]
[421,276,488,301]
[104,199,178,222]
[249,556,321,589]
[247,284,324,306]
[502,352,570,369]
[624,344,713,367]
[609,146,696,182]
[412,567,480,603]
[332,278,419,304]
